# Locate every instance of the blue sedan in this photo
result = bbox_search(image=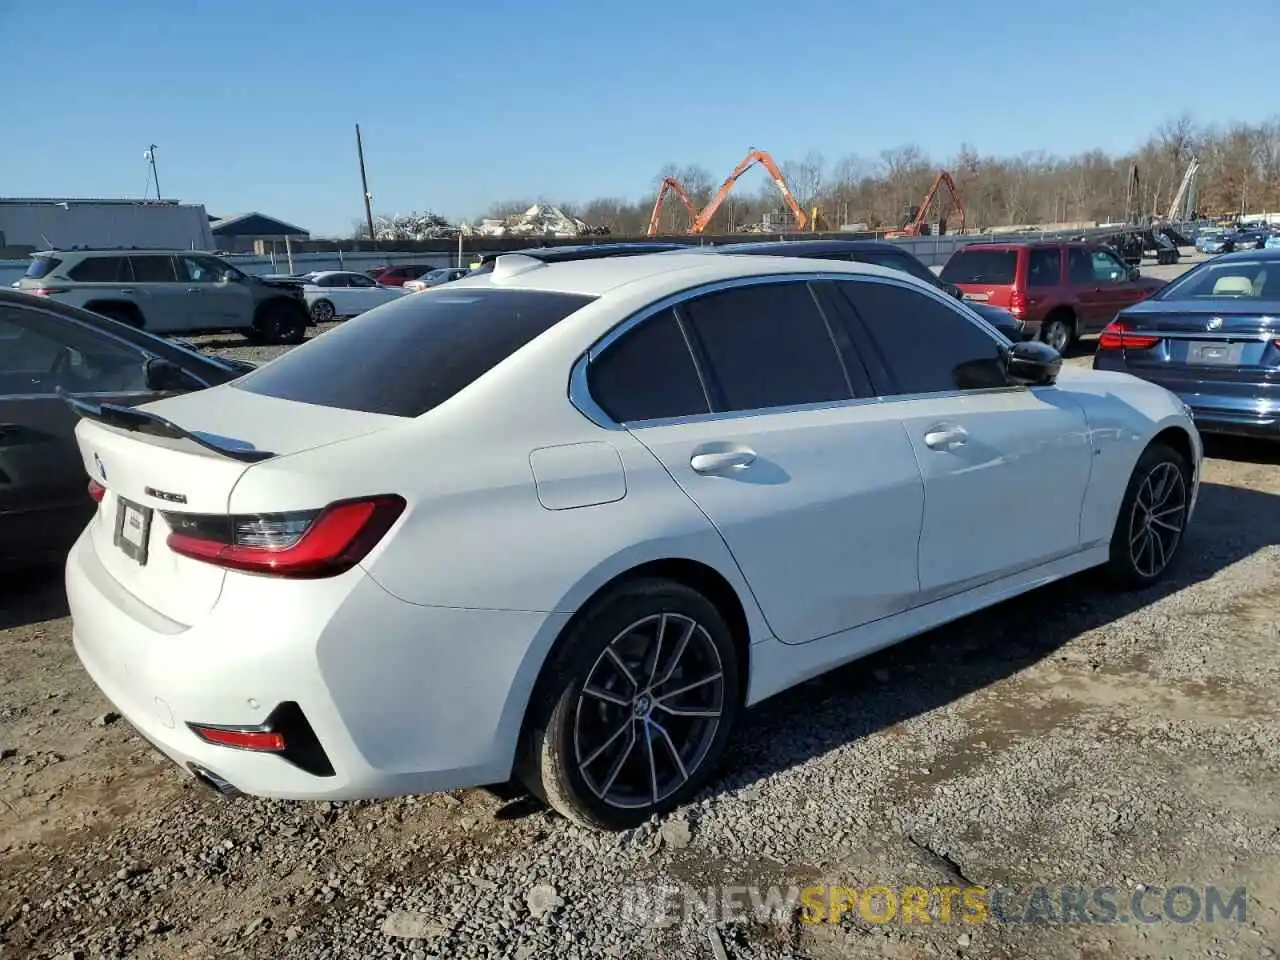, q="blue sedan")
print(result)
[1093,248,1280,439]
